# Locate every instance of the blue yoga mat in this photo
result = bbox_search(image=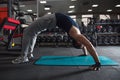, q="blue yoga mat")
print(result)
[35,56,119,66]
